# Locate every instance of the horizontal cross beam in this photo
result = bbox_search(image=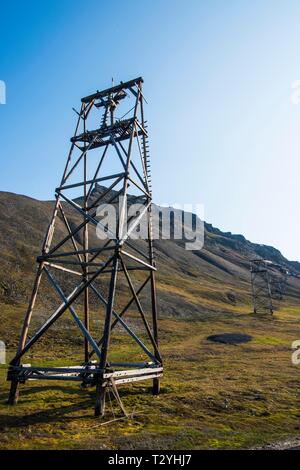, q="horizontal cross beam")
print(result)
[81,77,143,103]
